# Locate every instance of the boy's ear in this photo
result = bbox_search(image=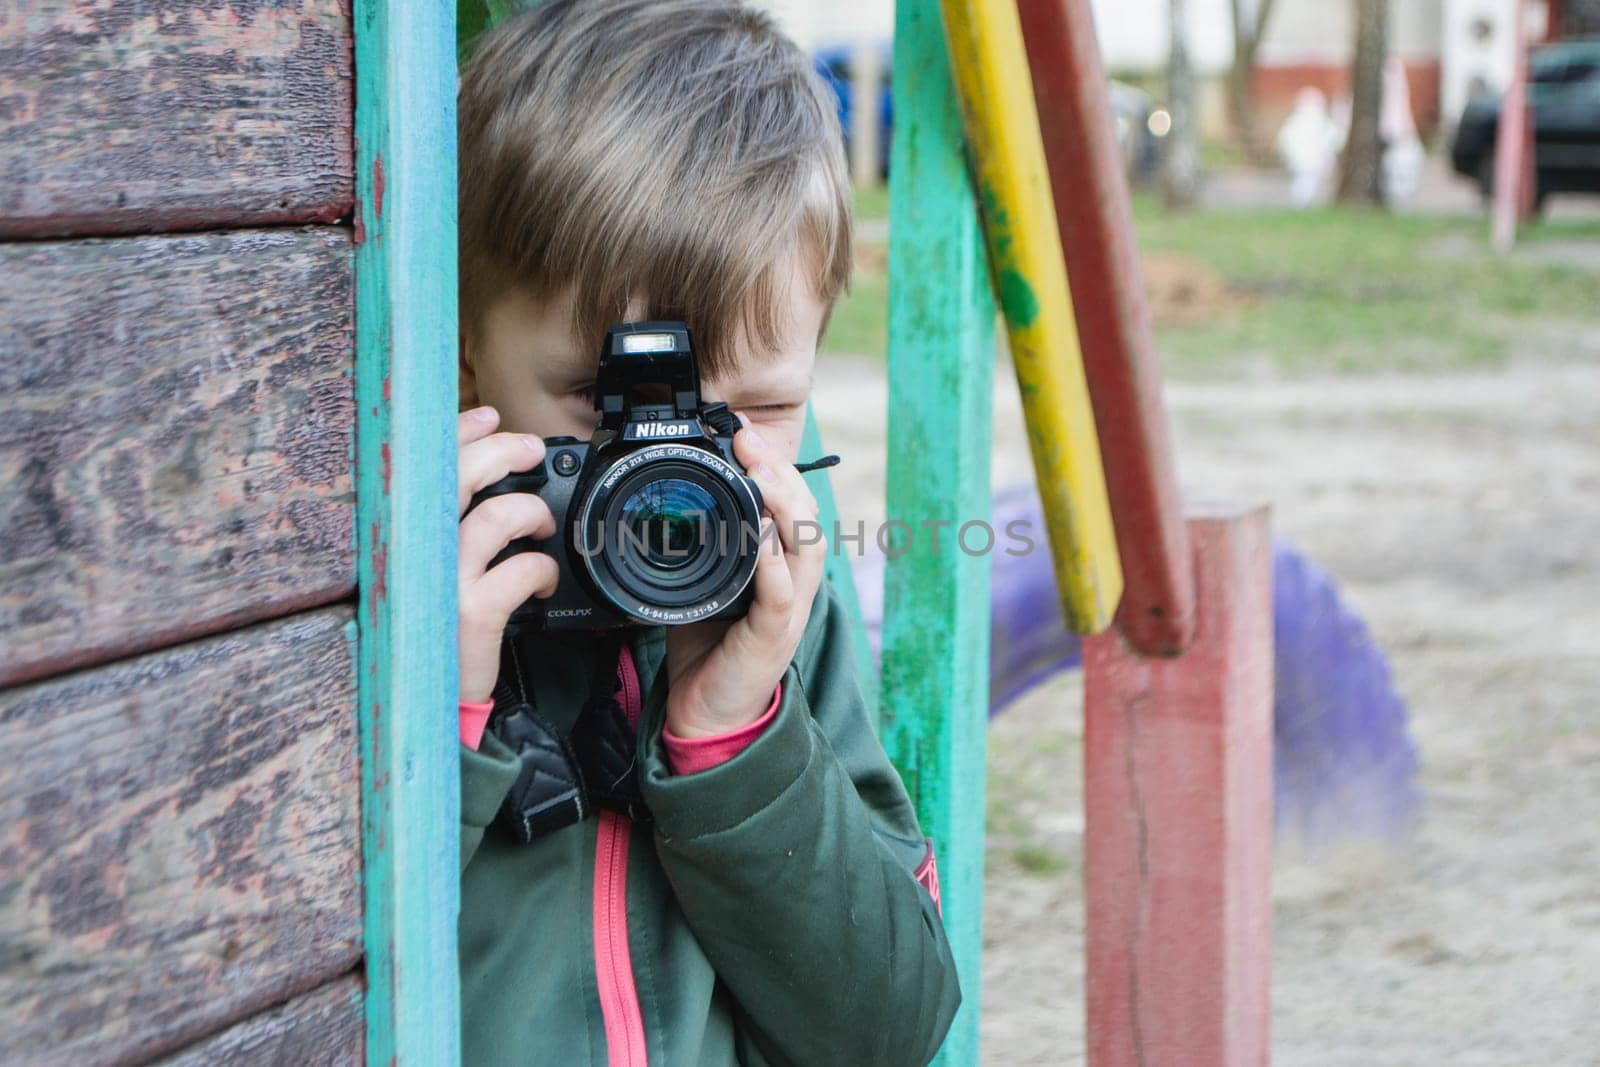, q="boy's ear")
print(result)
[459,333,480,408]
